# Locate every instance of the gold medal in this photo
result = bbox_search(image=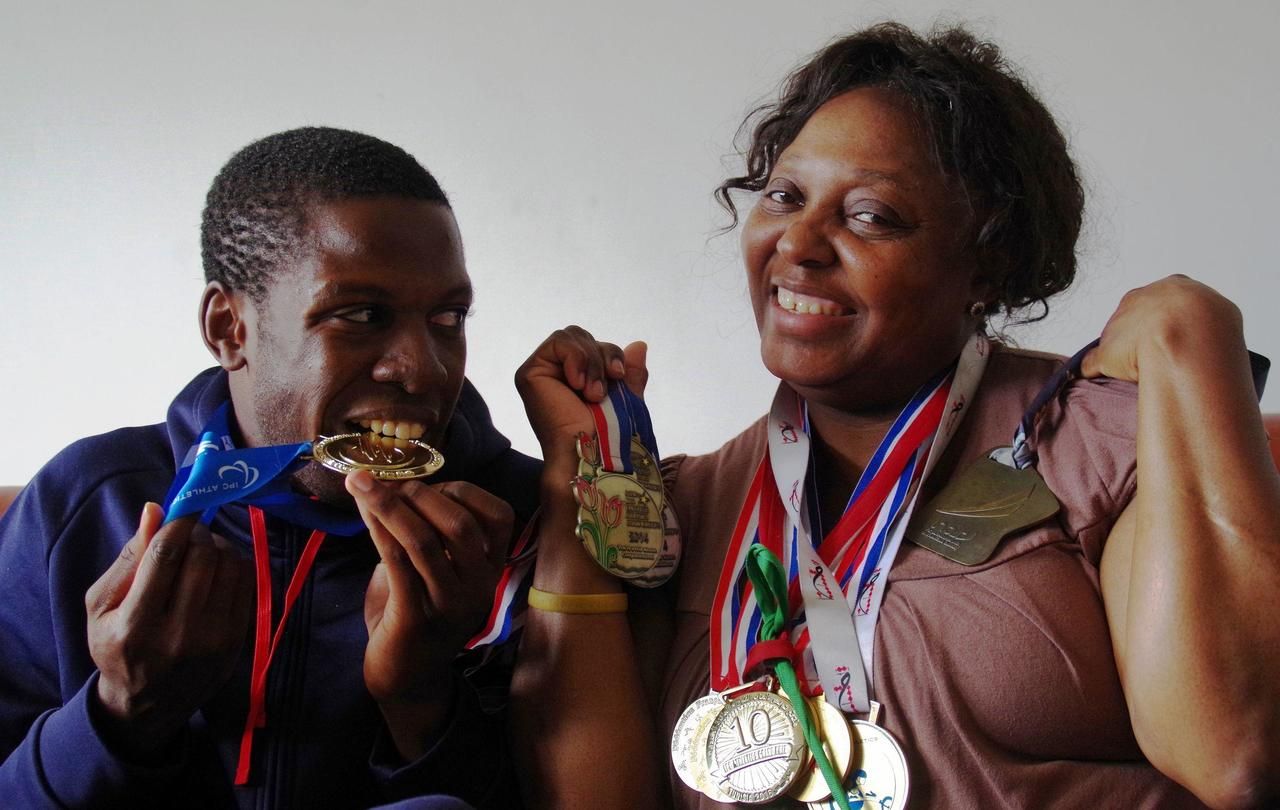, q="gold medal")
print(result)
[808,720,910,810]
[786,697,854,802]
[704,690,808,804]
[312,433,444,480]
[573,473,663,578]
[908,447,1059,565]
